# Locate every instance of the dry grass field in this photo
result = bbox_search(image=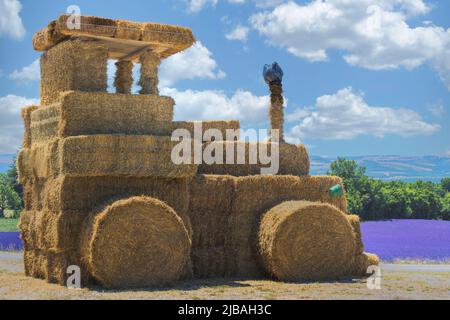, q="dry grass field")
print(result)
[0,252,449,300]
